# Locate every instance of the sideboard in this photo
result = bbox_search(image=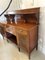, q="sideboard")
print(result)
[0,7,40,59]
